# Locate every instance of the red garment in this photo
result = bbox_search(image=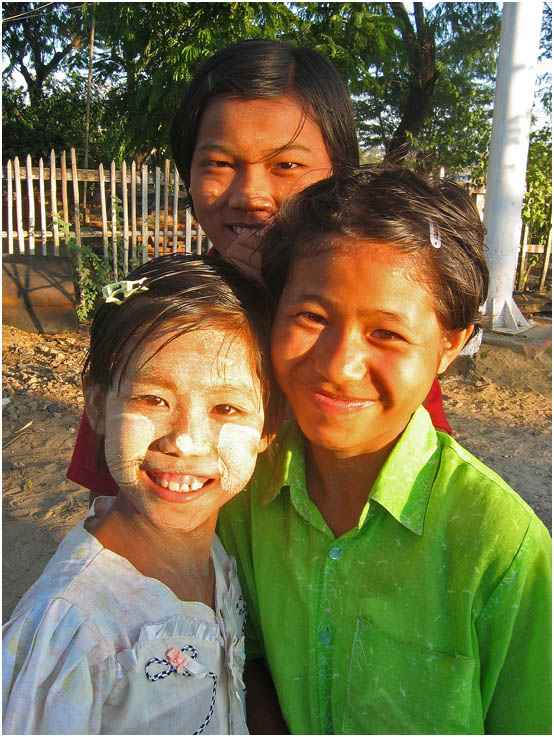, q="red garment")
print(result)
[66,378,451,496]
[423,377,452,434]
[67,412,119,496]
